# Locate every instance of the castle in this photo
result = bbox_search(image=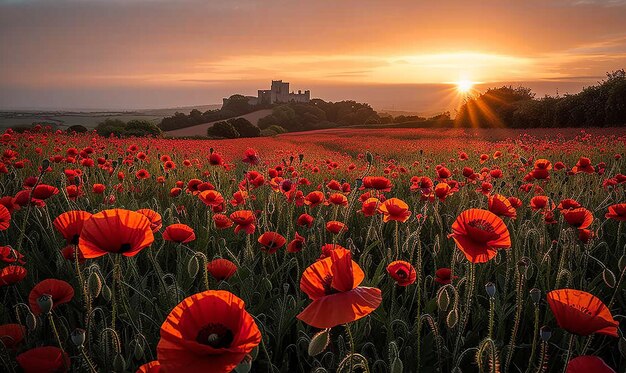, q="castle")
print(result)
[223,80,310,107]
